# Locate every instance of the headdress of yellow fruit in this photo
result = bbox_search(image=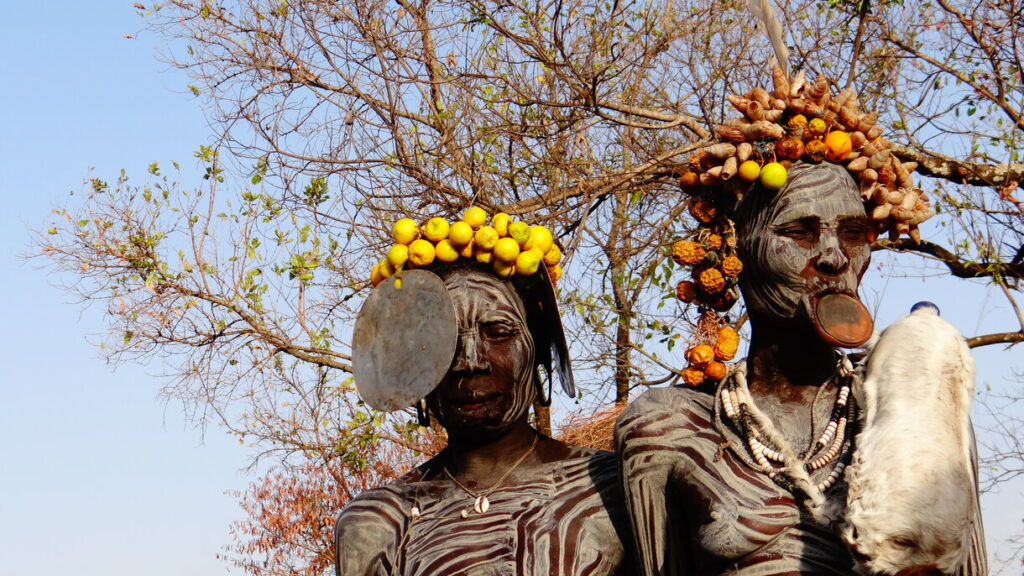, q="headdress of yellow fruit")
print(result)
[370,209,566,287]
